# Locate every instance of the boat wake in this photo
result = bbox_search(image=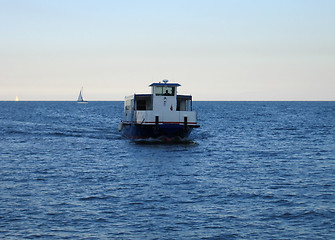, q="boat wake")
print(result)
[133,136,197,145]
